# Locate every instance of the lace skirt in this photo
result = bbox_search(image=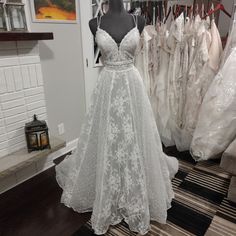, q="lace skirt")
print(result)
[56,65,178,235]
